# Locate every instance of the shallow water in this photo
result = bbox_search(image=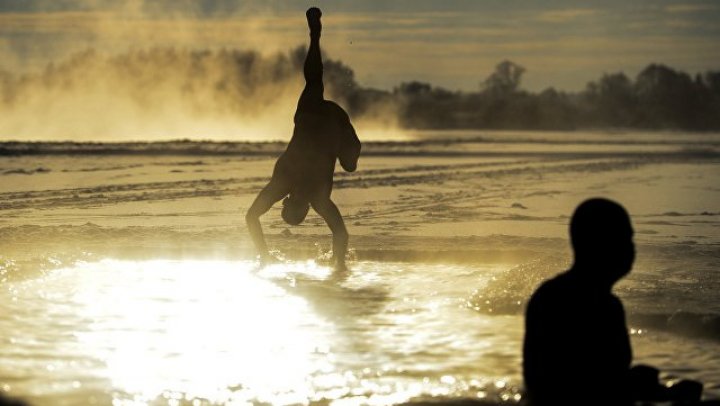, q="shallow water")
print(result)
[1,132,719,405]
[1,258,719,405]
[0,259,522,405]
